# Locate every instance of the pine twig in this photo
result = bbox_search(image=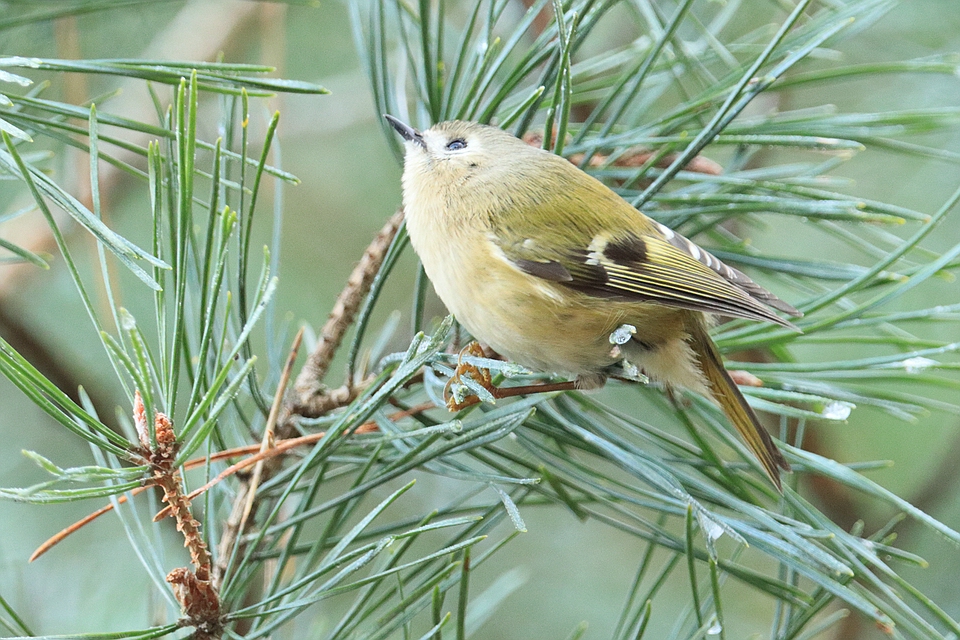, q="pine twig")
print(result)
[133,392,221,637]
